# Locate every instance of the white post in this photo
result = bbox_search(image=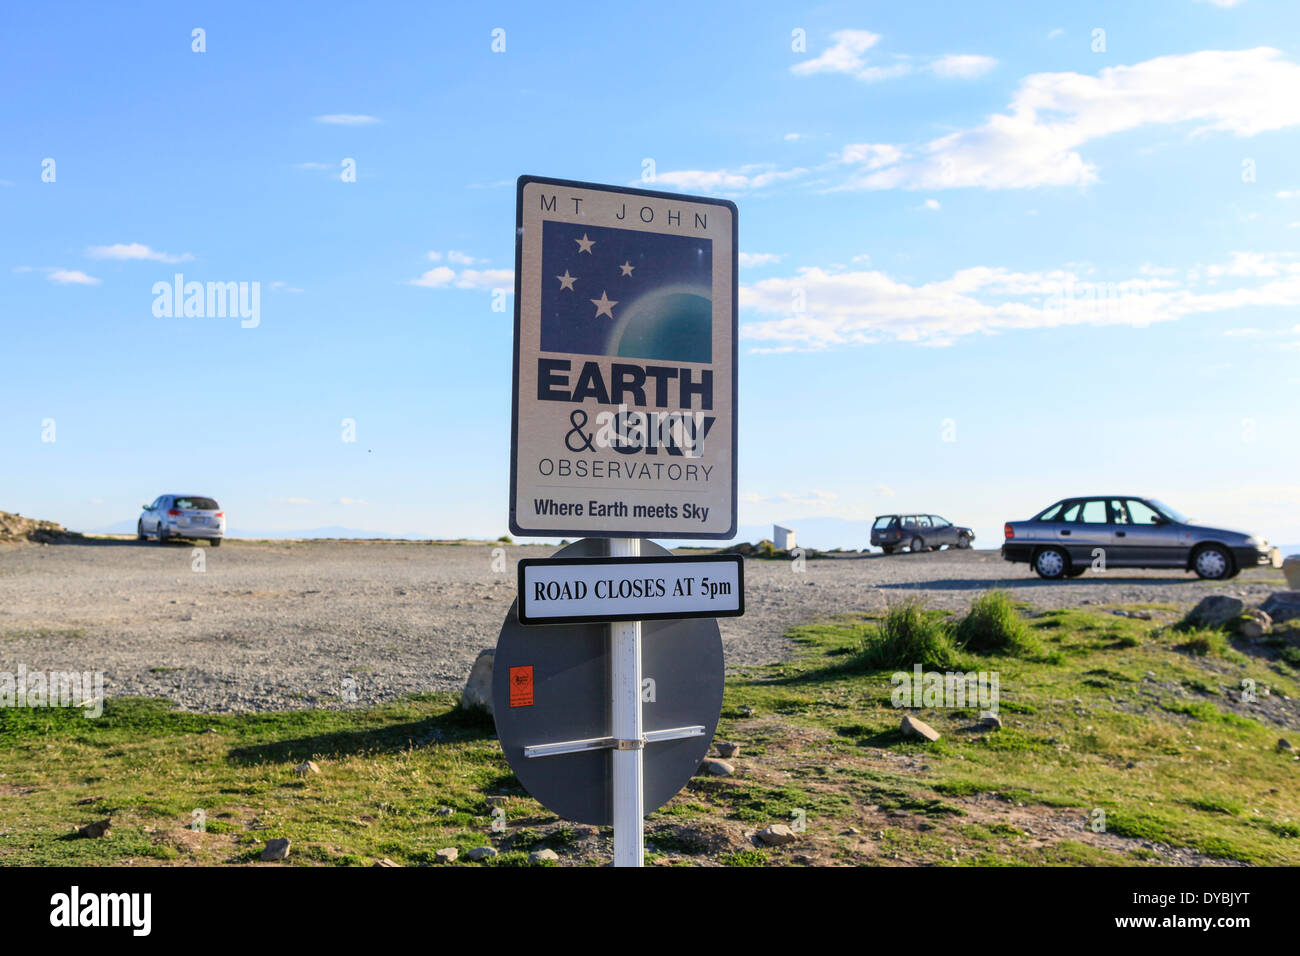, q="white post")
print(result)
[609,536,643,867]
